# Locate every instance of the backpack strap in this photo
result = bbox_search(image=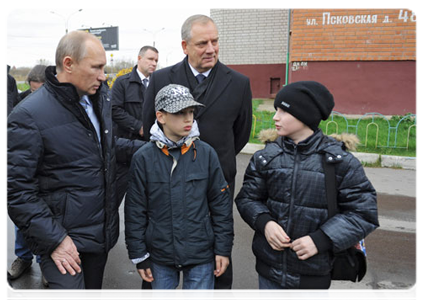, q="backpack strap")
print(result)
[322,154,339,218]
